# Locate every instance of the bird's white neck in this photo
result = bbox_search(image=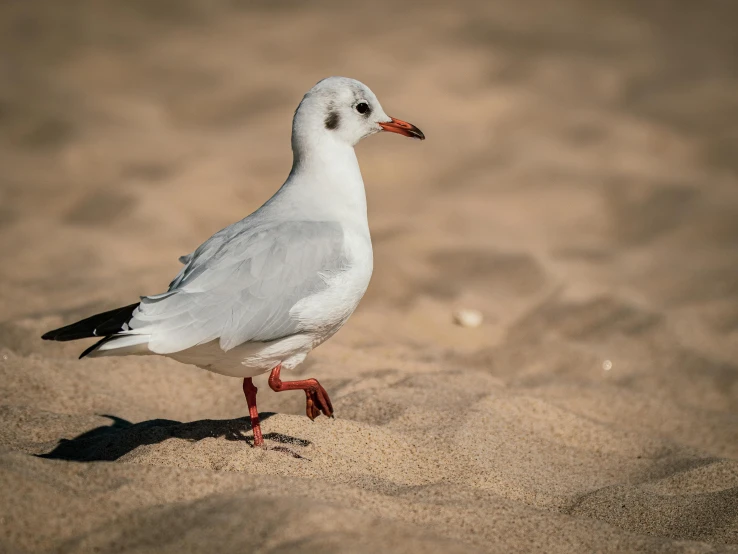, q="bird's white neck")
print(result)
[269,131,368,225]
